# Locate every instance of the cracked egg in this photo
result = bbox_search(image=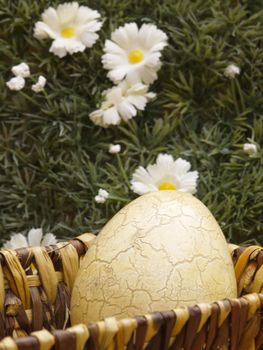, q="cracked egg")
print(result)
[71,191,237,324]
